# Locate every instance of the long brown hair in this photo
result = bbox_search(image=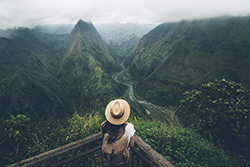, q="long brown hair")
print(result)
[101,121,126,143]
